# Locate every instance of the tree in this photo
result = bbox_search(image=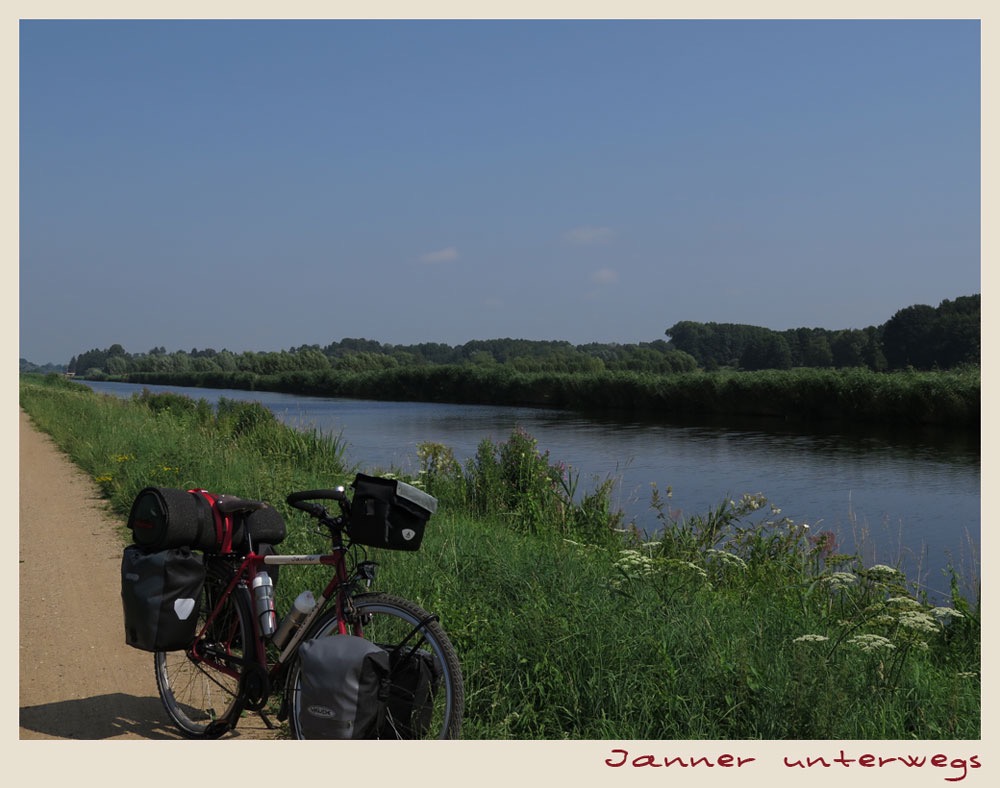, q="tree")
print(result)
[336,352,399,372]
[740,334,793,371]
[293,348,331,370]
[216,350,238,371]
[799,332,834,368]
[665,321,718,366]
[862,327,888,371]
[106,355,128,375]
[831,330,867,367]
[936,295,980,367]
